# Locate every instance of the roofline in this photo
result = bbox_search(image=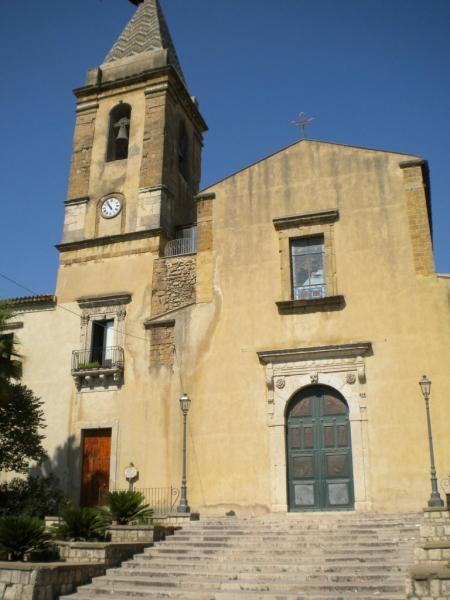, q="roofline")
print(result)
[200,138,423,193]
[2,295,56,307]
